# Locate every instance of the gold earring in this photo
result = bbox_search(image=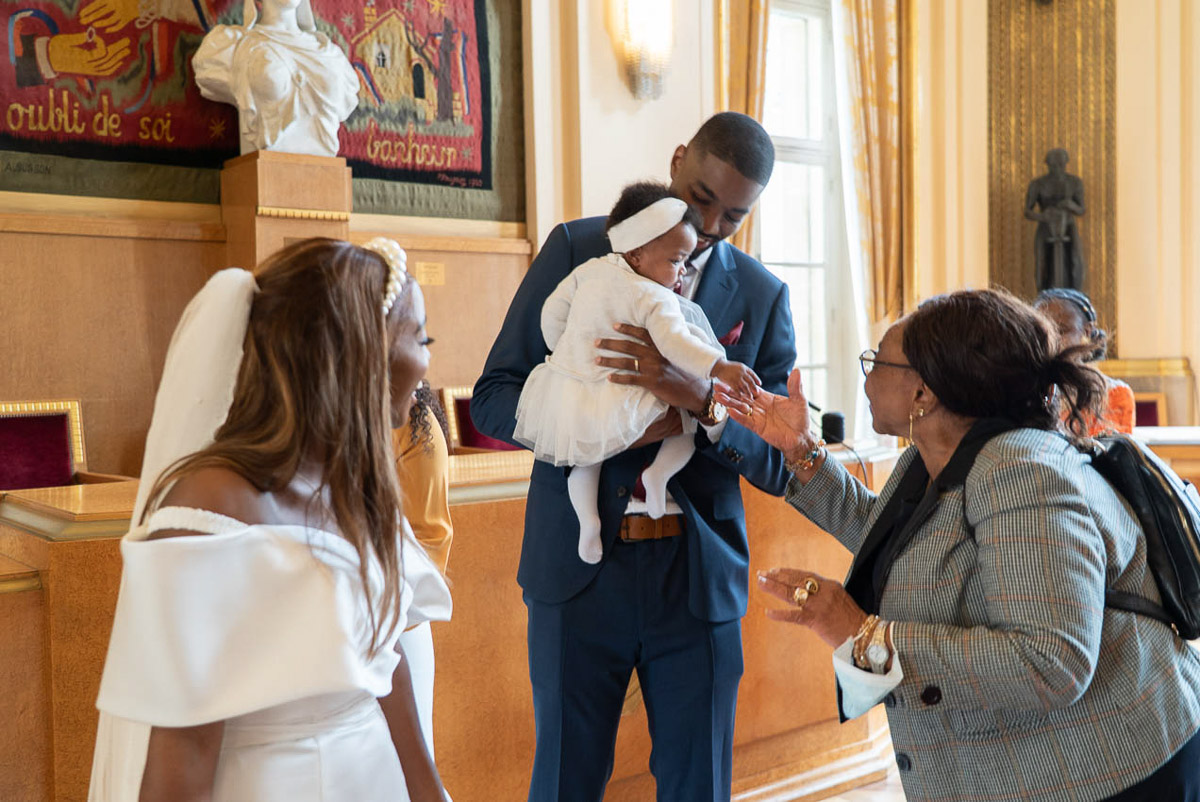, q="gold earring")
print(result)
[908,408,925,442]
